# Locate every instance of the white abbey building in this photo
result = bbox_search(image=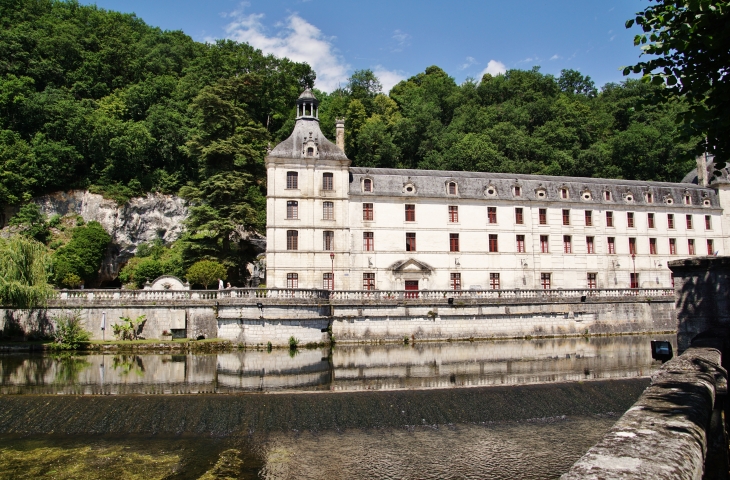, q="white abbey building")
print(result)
[266,90,729,292]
